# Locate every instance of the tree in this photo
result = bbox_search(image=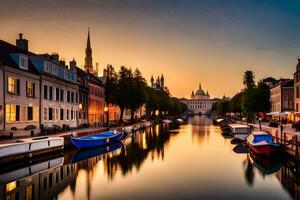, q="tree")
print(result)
[116,66,134,123]
[243,70,255,89]
[229,91,244,114]
[104,64,118,105]
[127,68,148,121]
[217,100,230,115]
[256,81,270,113]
